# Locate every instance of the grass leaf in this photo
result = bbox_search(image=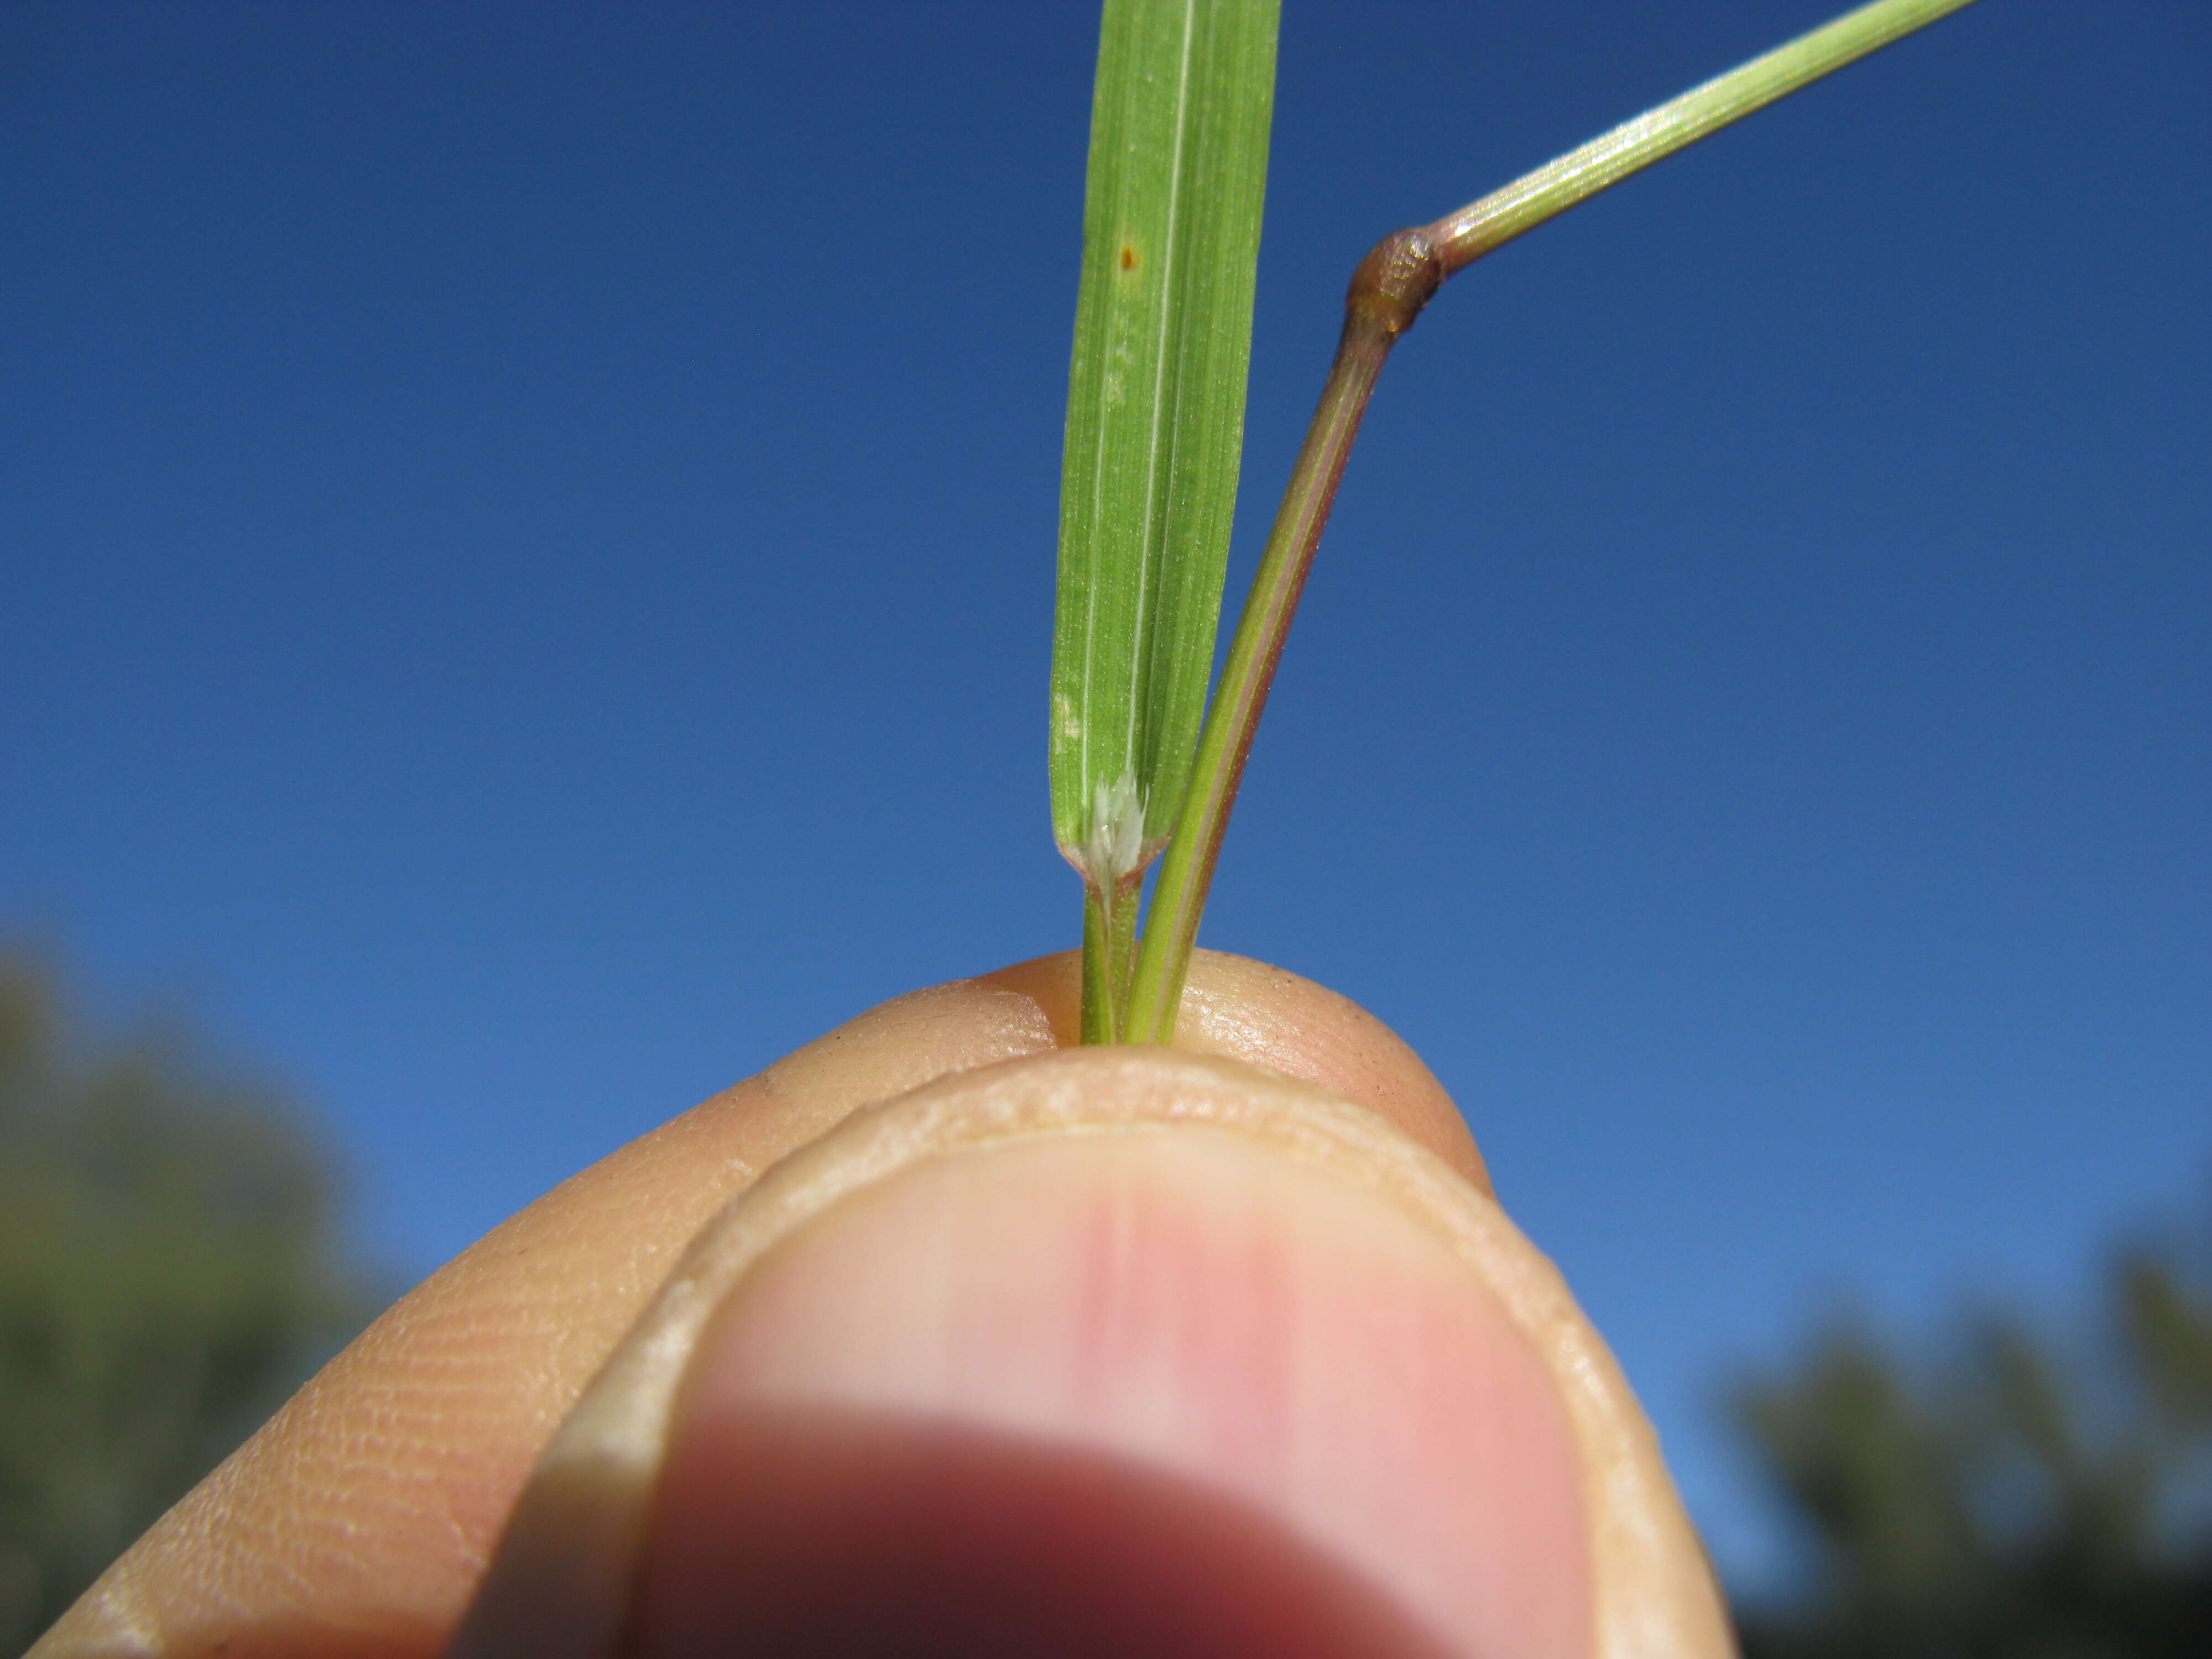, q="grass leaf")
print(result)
[1049,0,1277,919]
